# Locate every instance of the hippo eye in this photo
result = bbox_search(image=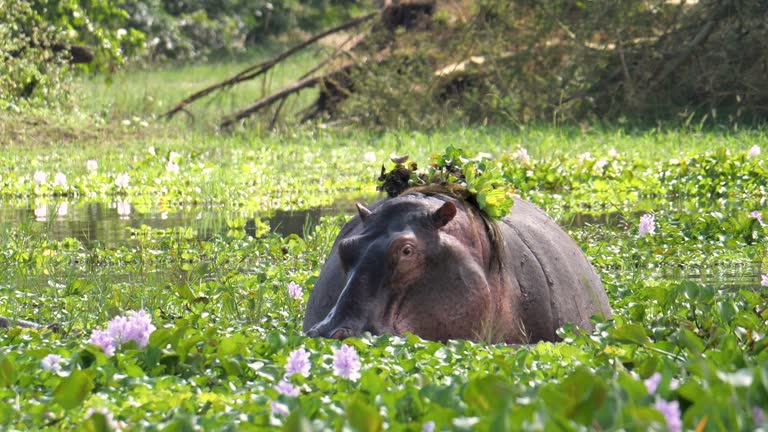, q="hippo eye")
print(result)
[401,245,414,256]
